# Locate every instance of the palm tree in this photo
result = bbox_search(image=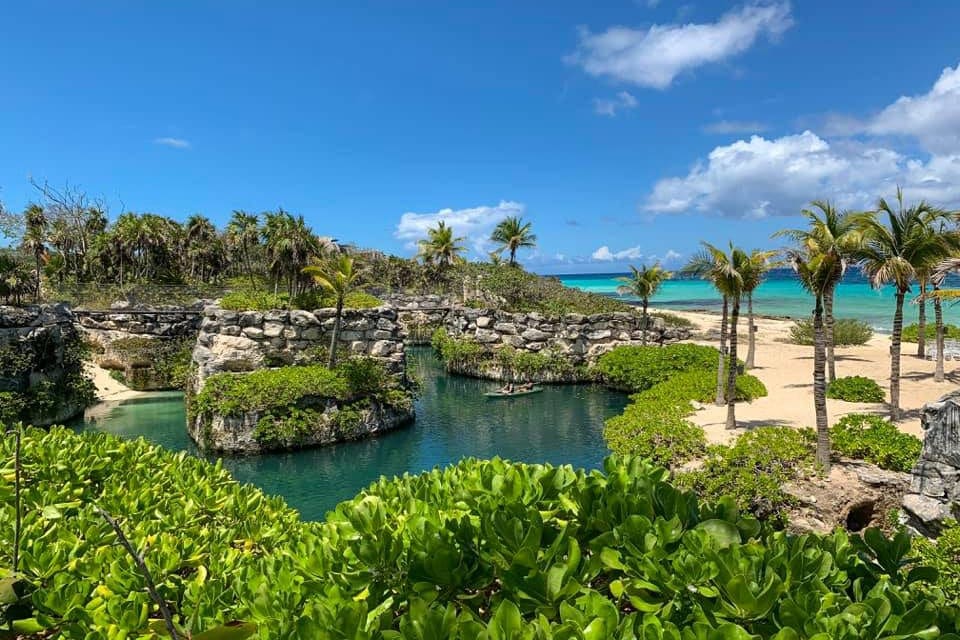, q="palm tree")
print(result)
[775,201,866,382]
[263,210,320,297]
[491,216,537,266]
[857,188,952,420]
[184,214,220,282]
[226,210,261,287]
[21,204,47,301]
[683,242,748,429]
[302,254,362,368]
[418,221,466,268]
[740,250,778,369]
[616,263,672,345]
[786,247,835,470]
